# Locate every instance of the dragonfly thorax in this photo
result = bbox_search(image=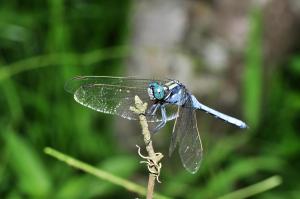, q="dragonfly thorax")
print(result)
[147,82,166,100]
